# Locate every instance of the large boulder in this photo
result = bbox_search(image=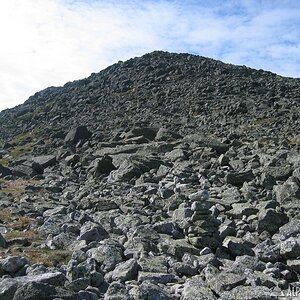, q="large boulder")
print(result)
[64,126,92,145]
[0,272,66,300]
[0,233,7,248]
[77,221,109,243]
[12,162,37,178]
[111,259,138,282]
[257,209,288,235]
[0,164,12,178]
[155,127,182,141]
[89,156,116,177]
[182,275,216,300]
[225,170,255,186]
[220,285,276,300]
[121,127,159,141]
[182,134,229,154]
[32,155,57,170]
[0,256,29,275]
[12,282,76,300]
